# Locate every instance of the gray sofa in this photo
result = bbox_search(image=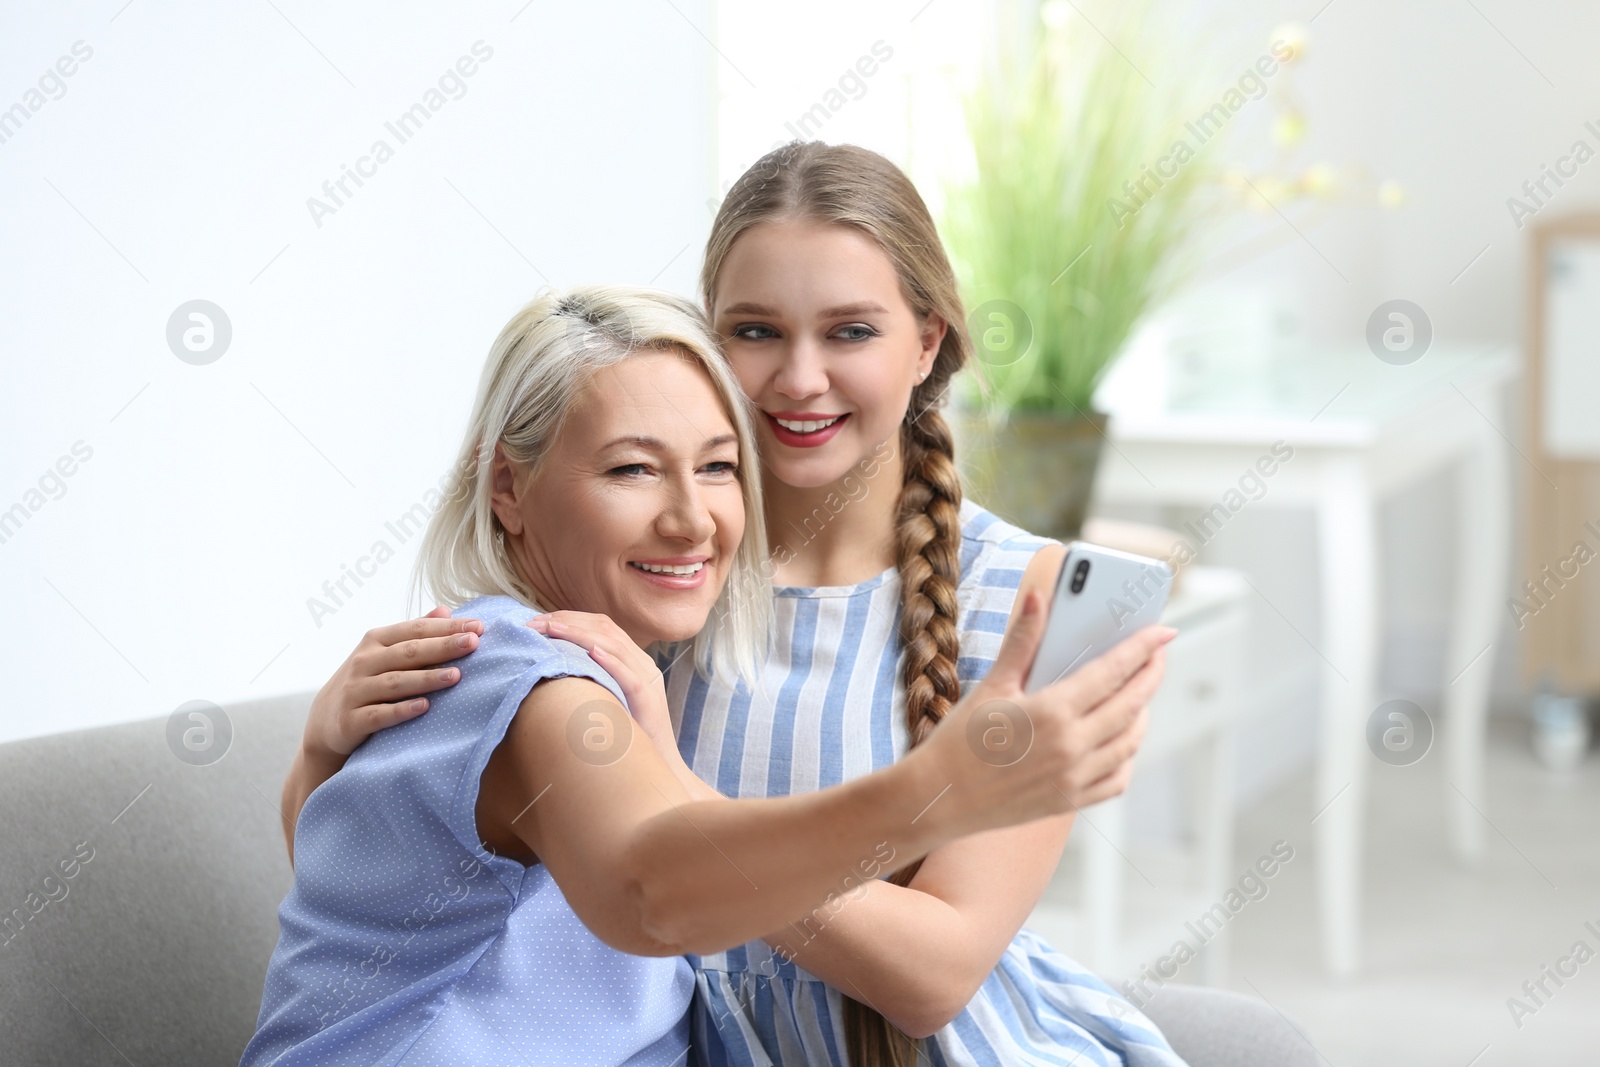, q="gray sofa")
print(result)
[0,694,1317,1066]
